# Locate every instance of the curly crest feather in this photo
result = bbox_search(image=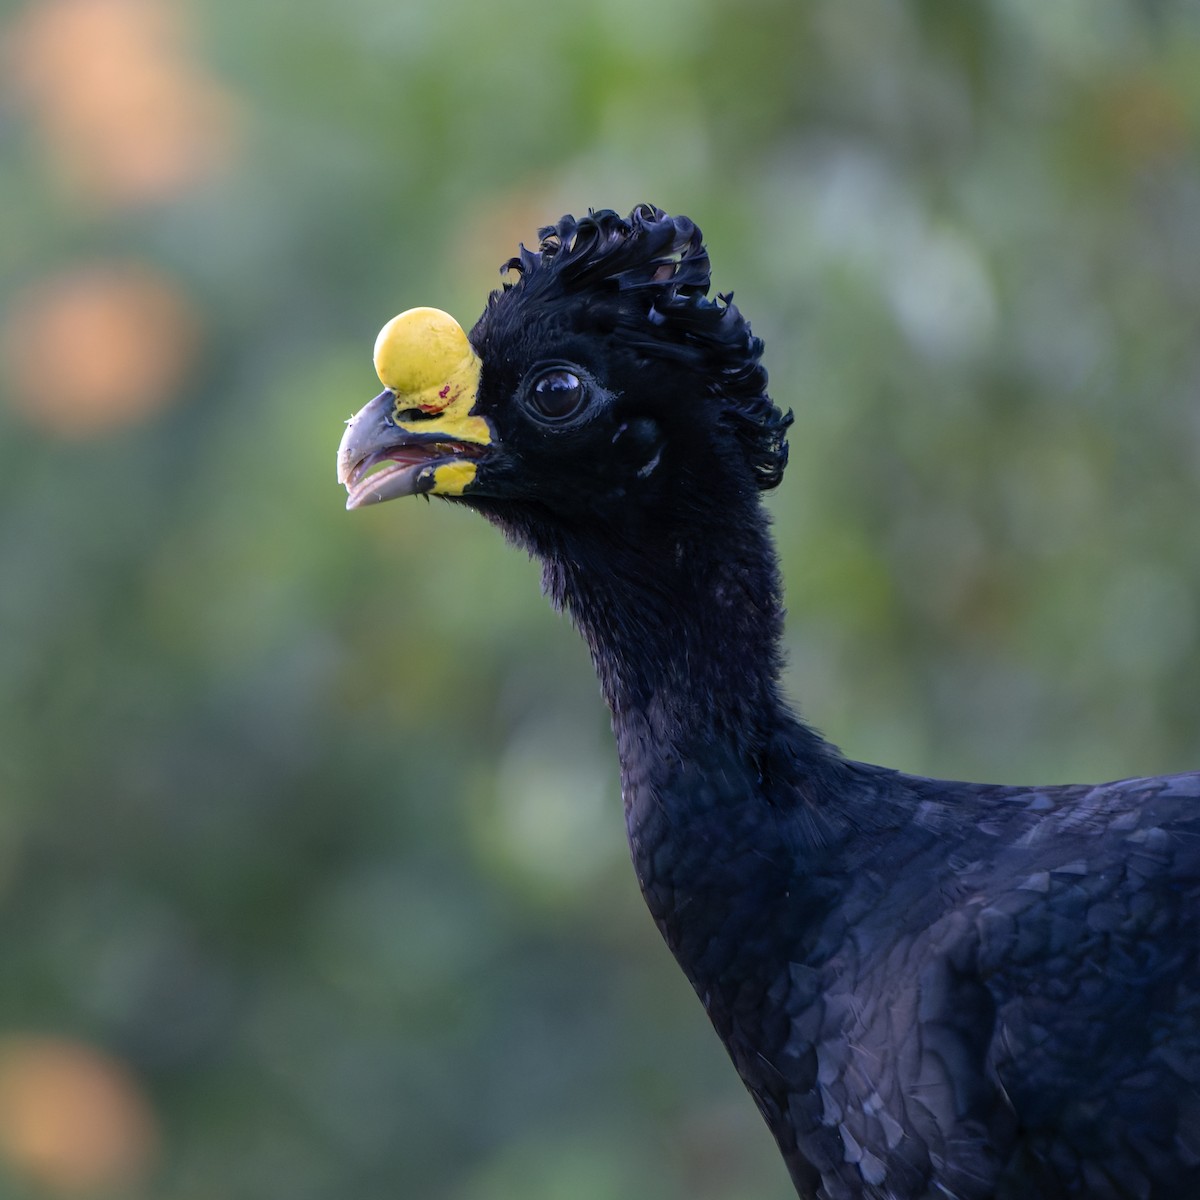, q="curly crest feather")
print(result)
[488,204,793,491]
